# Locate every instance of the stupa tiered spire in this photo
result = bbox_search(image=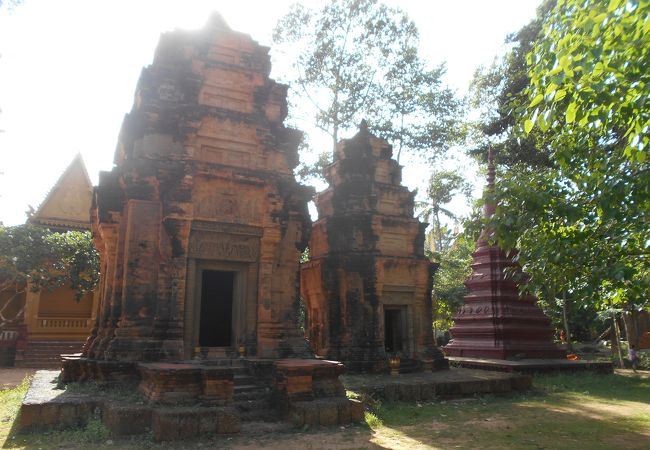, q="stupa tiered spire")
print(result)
[444,149,564,359]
